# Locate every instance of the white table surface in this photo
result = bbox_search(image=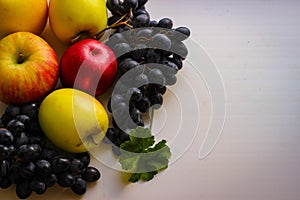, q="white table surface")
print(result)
[1,0,300,199]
